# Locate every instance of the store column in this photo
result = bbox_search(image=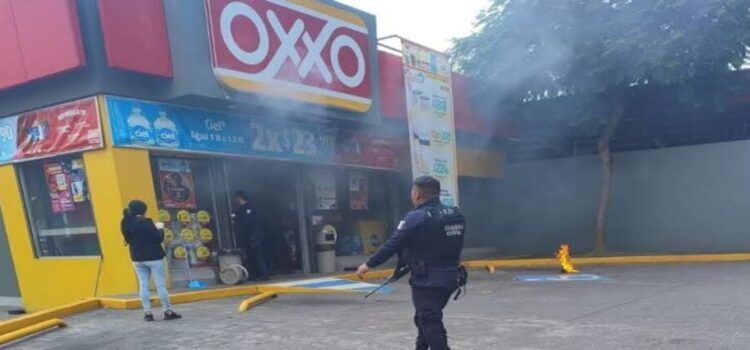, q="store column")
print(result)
[83,146,160,297]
